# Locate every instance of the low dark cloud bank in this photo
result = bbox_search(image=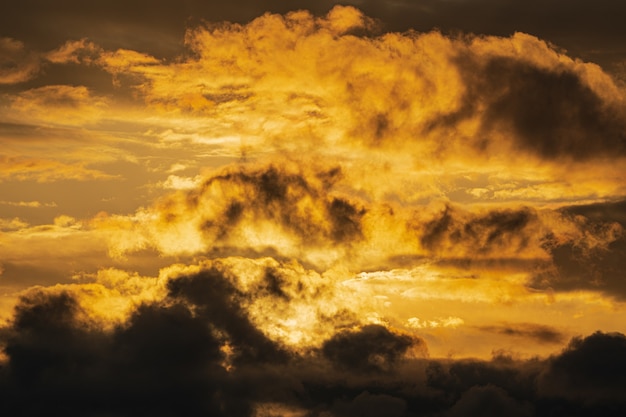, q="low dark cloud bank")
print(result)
[1,269,626,416]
